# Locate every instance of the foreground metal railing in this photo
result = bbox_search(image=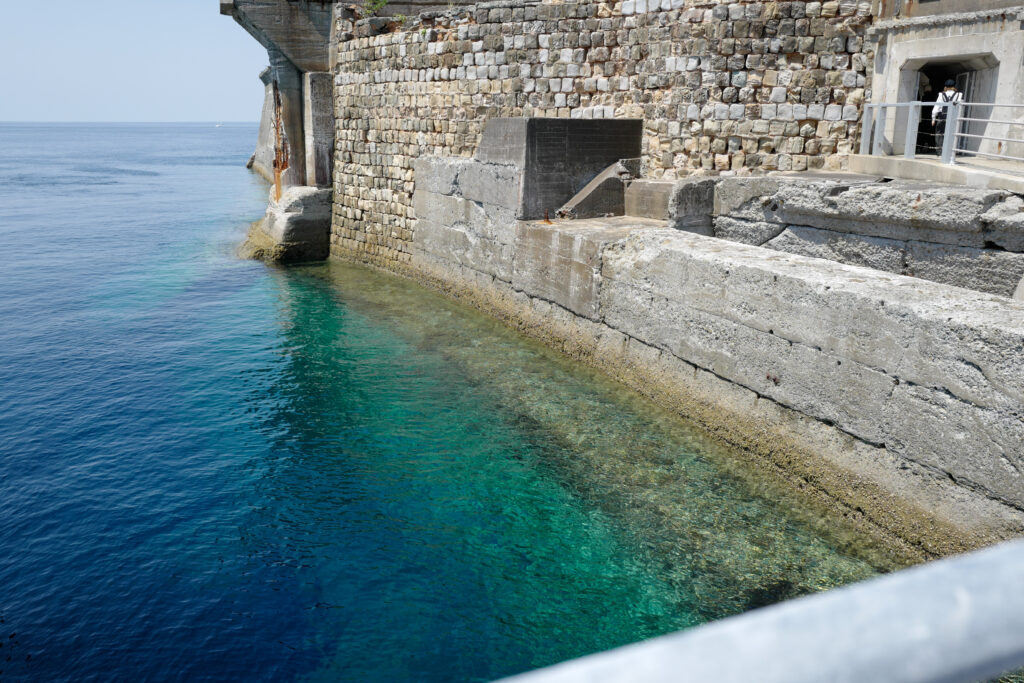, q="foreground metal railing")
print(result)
[861,101,1024,166]
[500,540,1024,683]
